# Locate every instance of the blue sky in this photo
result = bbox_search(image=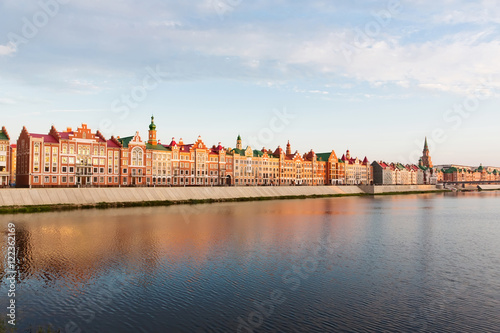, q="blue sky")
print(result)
[1,0,500,166]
